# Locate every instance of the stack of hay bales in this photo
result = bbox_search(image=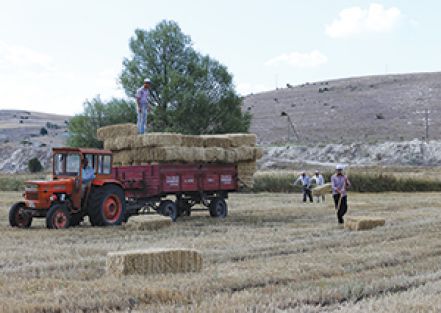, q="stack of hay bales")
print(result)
[344,216,386,231]
[97,123,262,188]
[106,248,202,276]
